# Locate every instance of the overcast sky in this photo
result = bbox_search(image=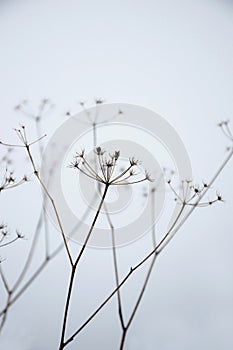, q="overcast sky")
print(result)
[0,1,233,349]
